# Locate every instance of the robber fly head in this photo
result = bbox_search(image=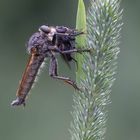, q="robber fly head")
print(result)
[39,25,57,42]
